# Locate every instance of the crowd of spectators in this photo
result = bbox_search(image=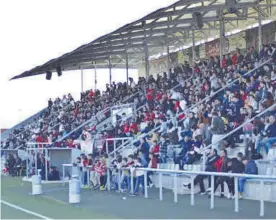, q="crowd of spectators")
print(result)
[1,43,276,199]
[62,43,276,198]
